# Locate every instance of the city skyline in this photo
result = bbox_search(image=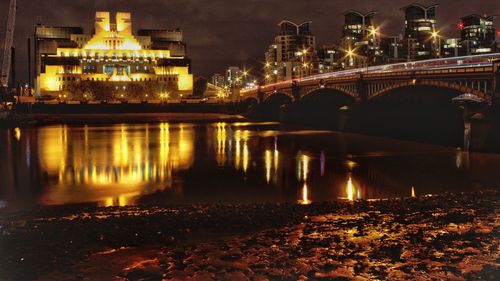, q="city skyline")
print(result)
[1,0,500,83]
